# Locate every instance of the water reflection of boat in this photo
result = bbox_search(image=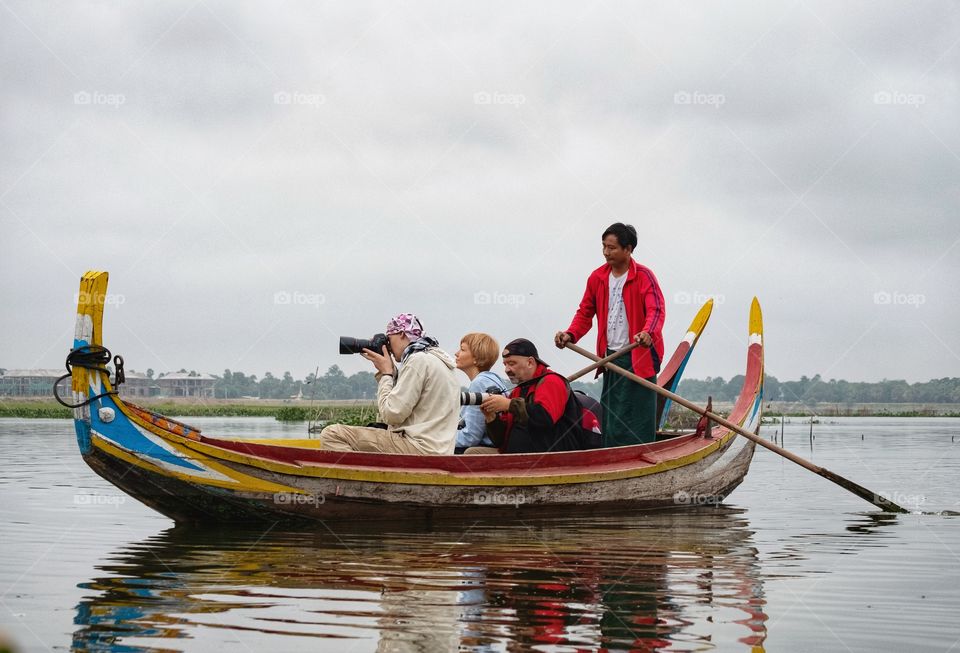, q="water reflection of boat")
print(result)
[71,510,769,651]
[63,271,763,523]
